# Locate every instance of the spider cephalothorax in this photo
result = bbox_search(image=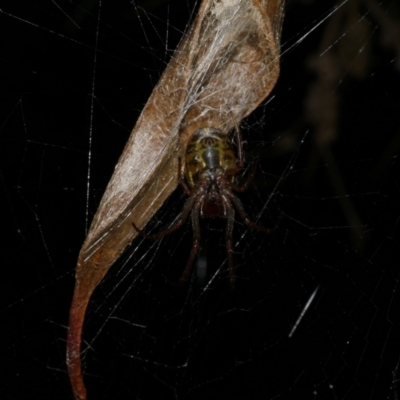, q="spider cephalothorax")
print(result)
[133,126,271,286]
